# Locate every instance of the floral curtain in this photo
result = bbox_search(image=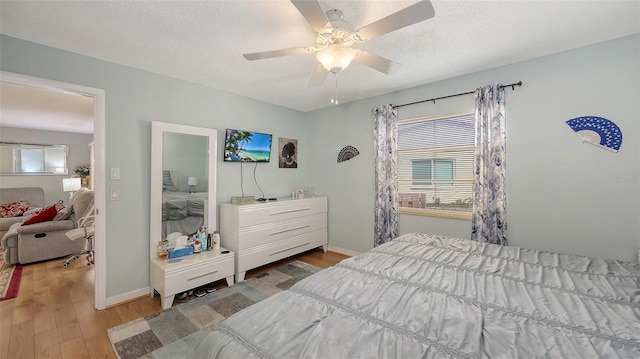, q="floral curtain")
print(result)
[373,104,398,246]
[471,84,508,245]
